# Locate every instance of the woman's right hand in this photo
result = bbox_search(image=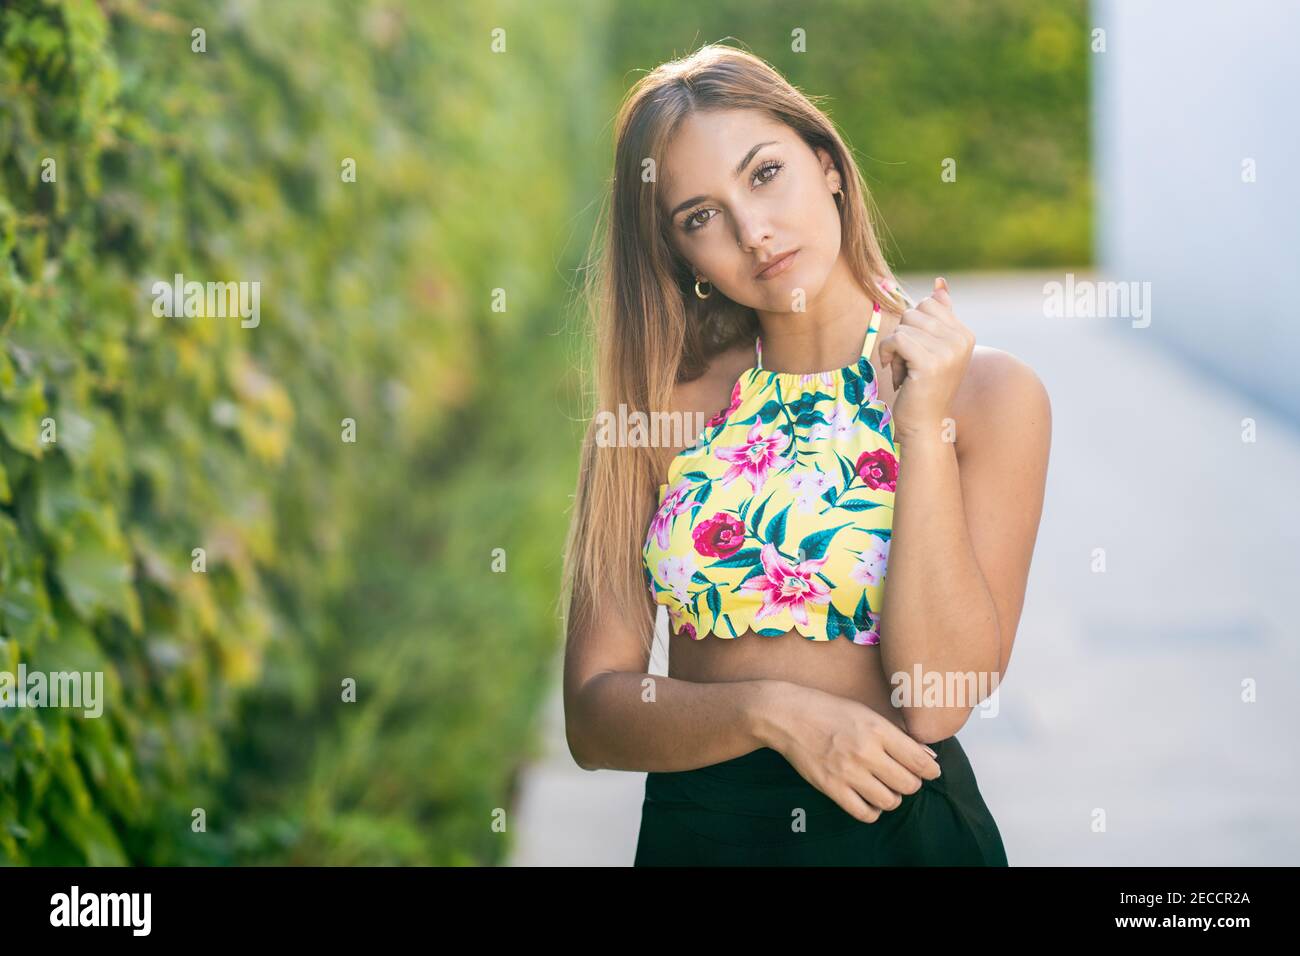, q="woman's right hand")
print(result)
[766,682,942,823]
